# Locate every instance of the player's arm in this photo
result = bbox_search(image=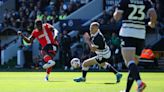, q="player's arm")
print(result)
[147,8,157,28]
[18,31,34,43]
[113,0,126,22]
[83,32,92,49]
[113,8,123,22]
[90,44,99,52]
[83,32,98,52]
